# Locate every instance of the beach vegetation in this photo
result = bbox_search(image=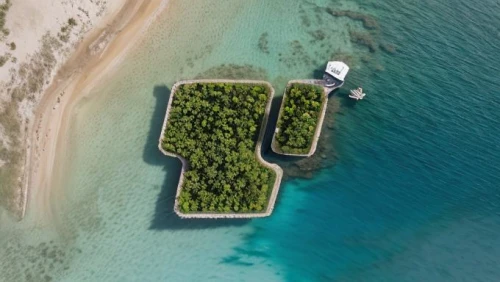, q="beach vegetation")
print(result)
[58,18,78,42]
[161,82,276,213]
[0,33,61,217]
[273,83,325,154]
[0,0,11,39]
[0,54,7,66]
[68,18,77,26]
